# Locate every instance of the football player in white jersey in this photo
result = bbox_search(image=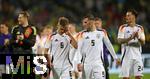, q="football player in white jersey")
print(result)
[117,9,145,79]
[44,17,77,79]
[68,23,79,79]
[32,26,53,79]
[95,17,111,79]
[32,26,53,55]
[77,17,119,79]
